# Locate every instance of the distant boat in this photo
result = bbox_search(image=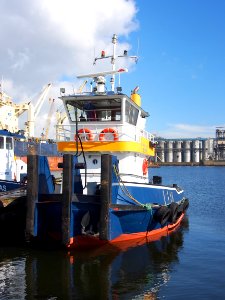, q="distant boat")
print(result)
[0,130,27,192]
[14,139,63,171]
[0,129,62,194]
